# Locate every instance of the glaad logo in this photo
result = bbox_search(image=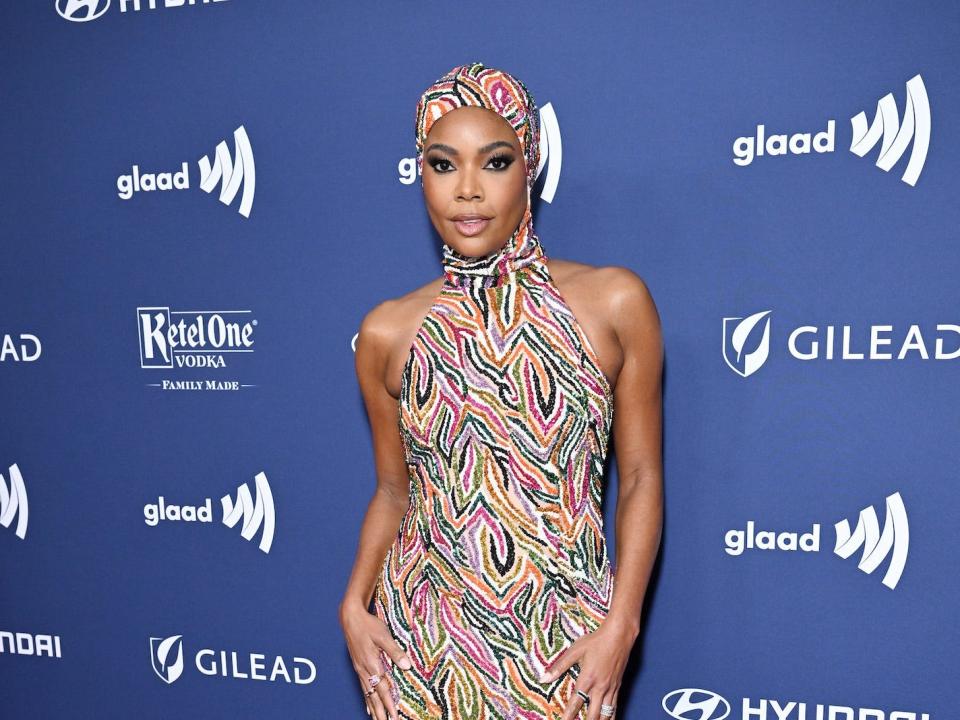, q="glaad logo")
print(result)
[1,333,42,362]
[850,73,930,187]
[724,492,909,590]
[733,73,930,186]
[221,471,275,553]
[117,125,254,218]
[399,101,563,203]
[722,310,960,377]
[834,492,909,590]
[143,471,275,553]
[199,126,256,218]
[534,102,563,203]
[57,0,229,22]
[137,306,257,391]
[55,0,111,22]
[663,688,730,720]
[0,463,28,540]
[149,634,318,685]
[663,688,930,720]
[722,311,771,378]
[150,635,184,684]
[0,630,62,659]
